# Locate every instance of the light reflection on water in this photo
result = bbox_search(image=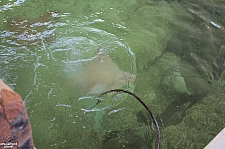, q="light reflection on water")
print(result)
[0,0,225,149]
